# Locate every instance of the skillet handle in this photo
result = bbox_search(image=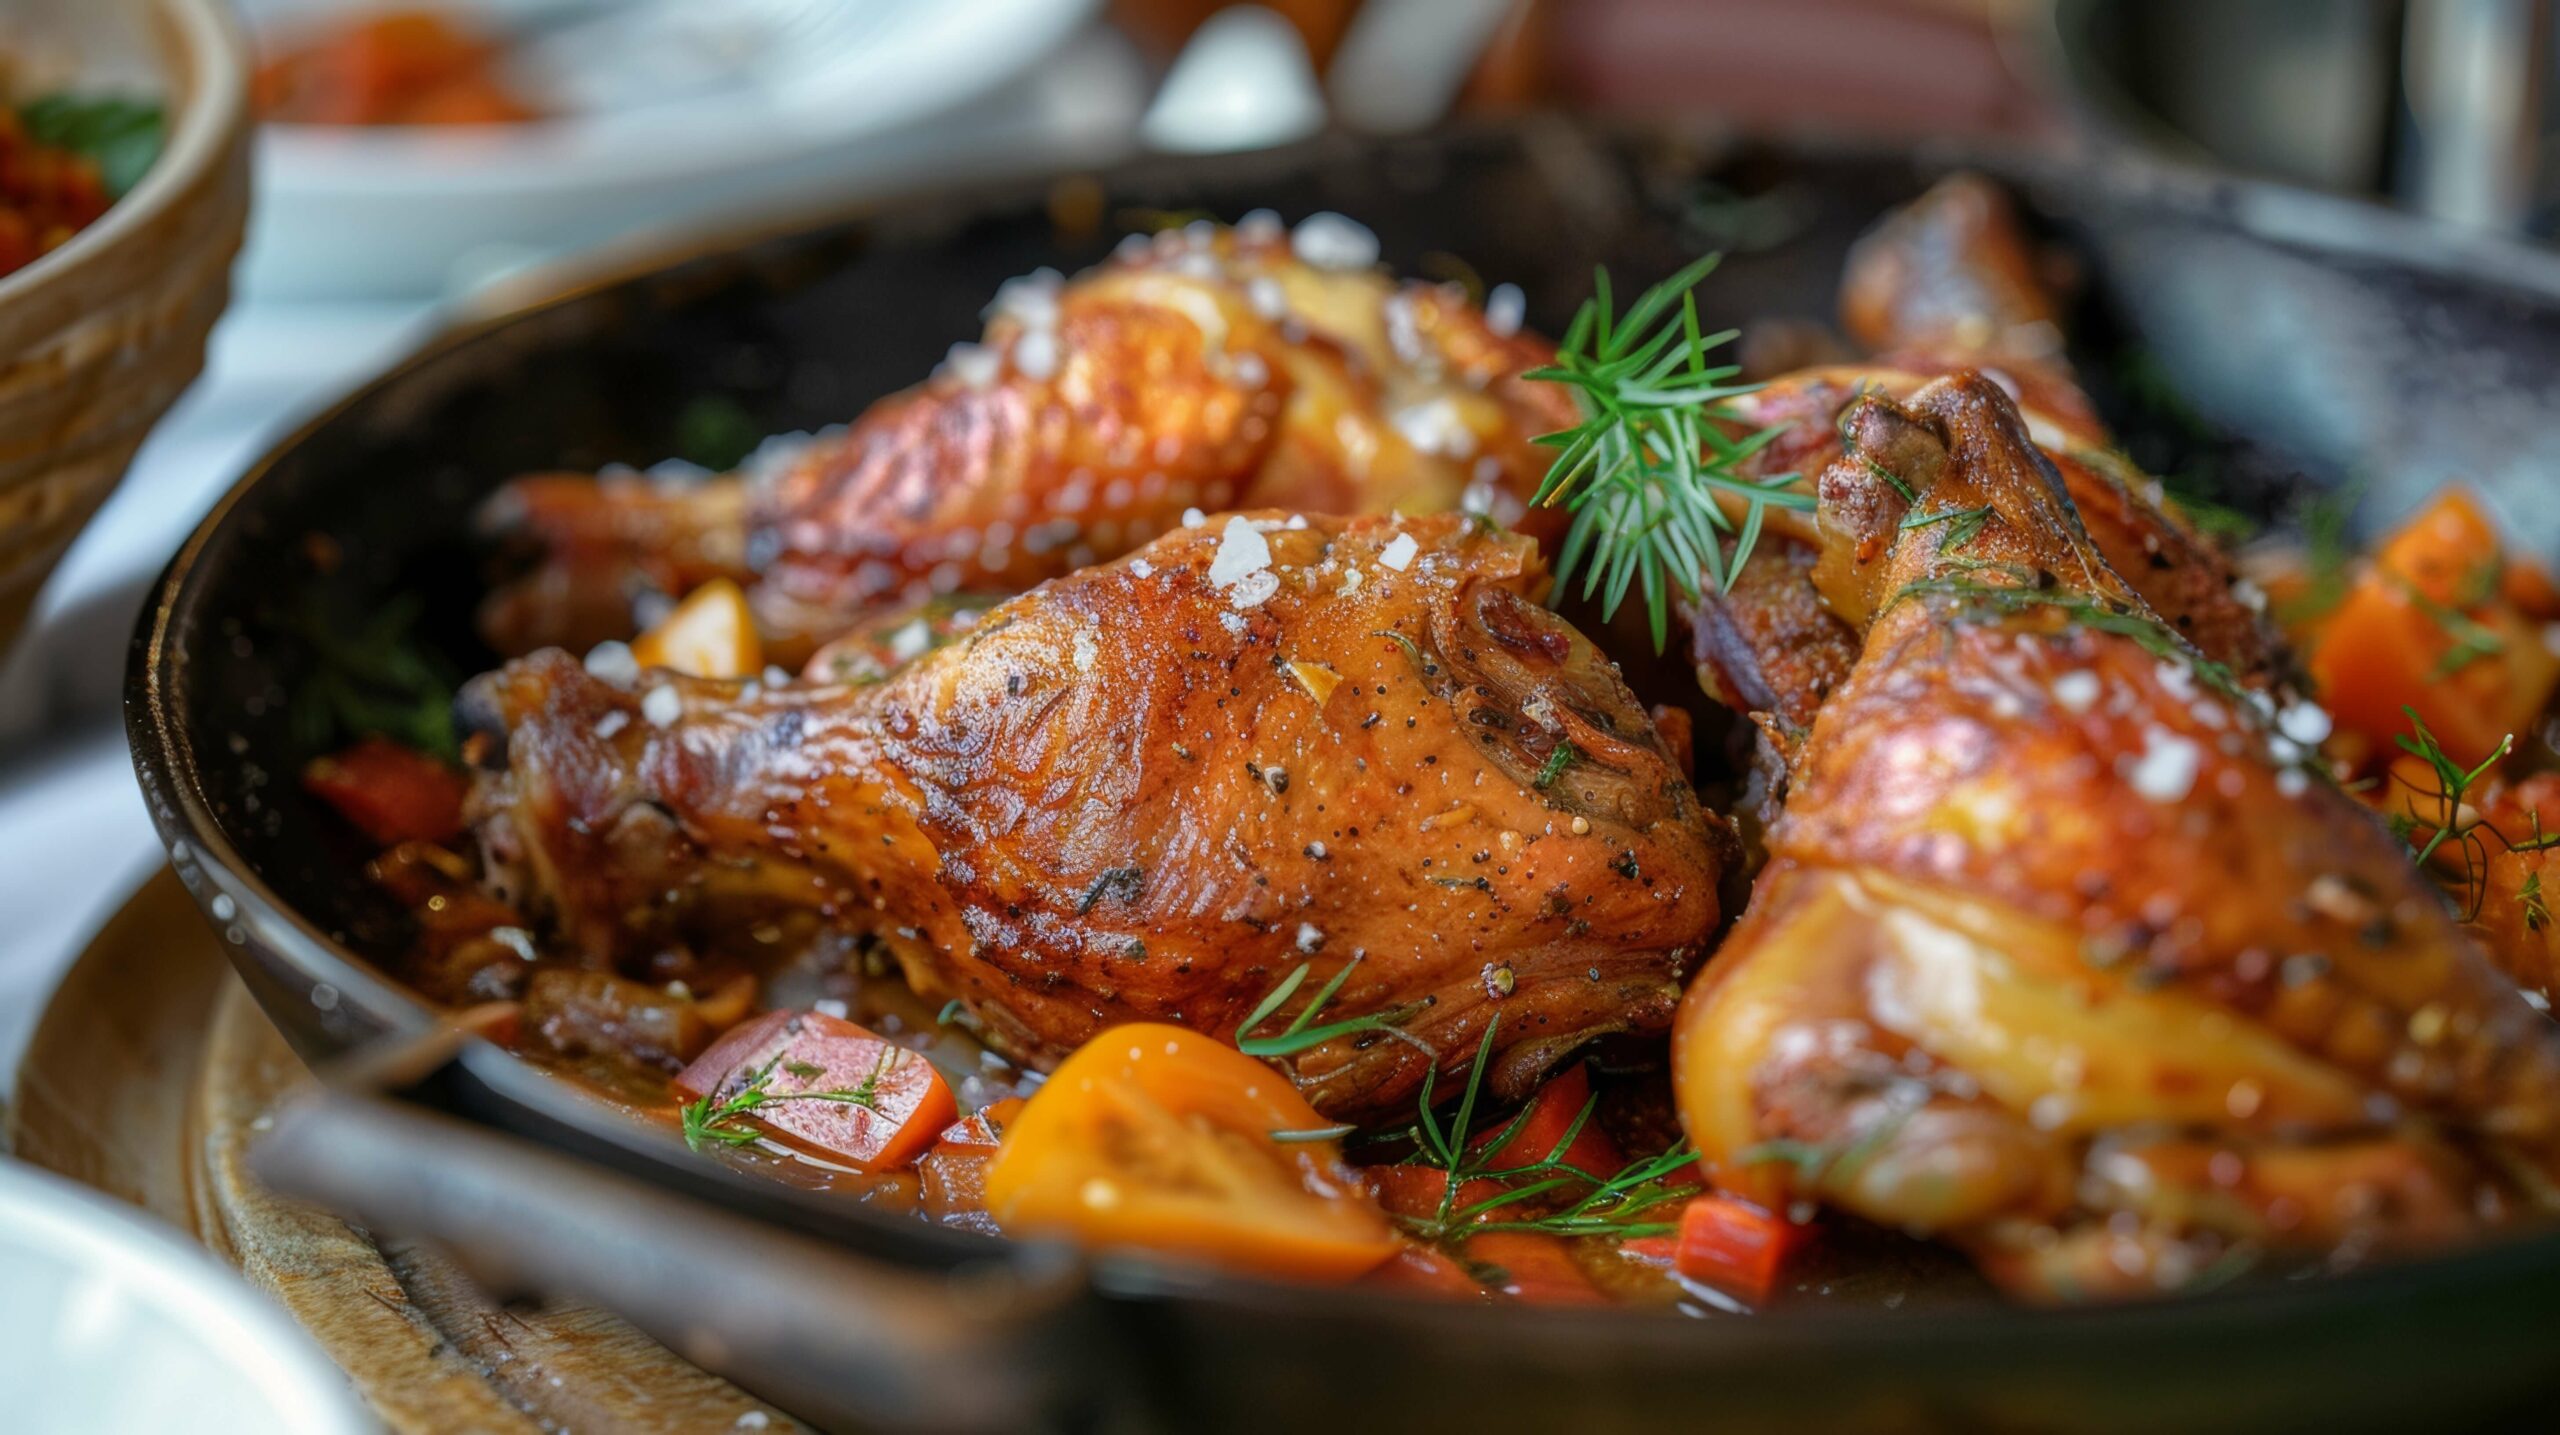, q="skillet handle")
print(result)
[252,1086,1090,1434]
